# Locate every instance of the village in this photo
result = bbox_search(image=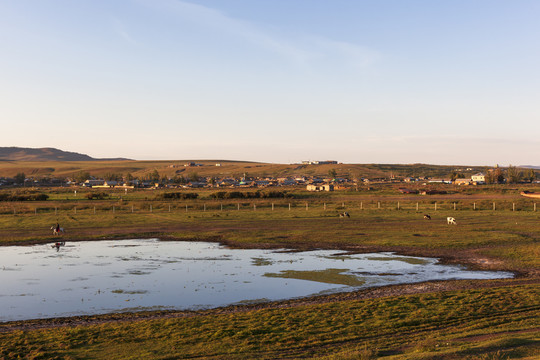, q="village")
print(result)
[1,161,537,191]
